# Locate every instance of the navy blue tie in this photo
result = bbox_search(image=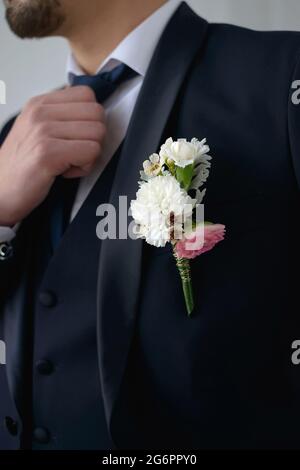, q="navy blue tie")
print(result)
[70,63,138,102]
[49,64,138,251]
